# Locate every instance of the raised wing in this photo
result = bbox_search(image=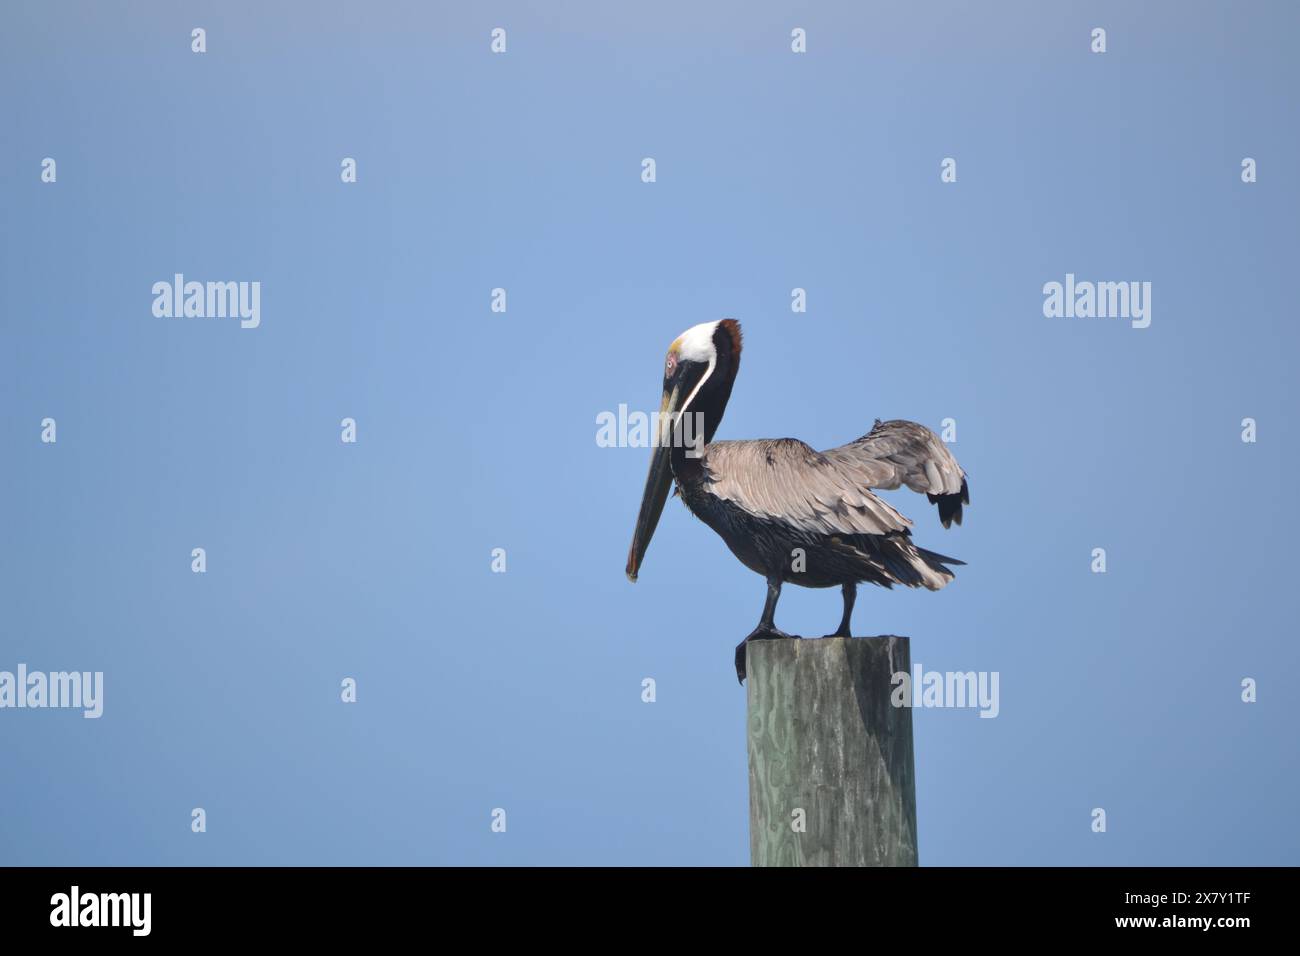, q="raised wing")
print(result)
[822,419,969,527]
[700,438,912,537]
